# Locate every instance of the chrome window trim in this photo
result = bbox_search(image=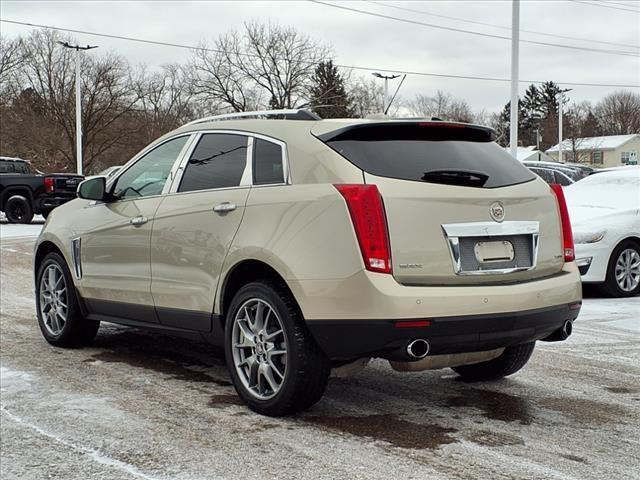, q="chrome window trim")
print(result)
[250,132,290,186]
[165,129,291,196]
[441,221,540,276]
[240,137,254,186]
